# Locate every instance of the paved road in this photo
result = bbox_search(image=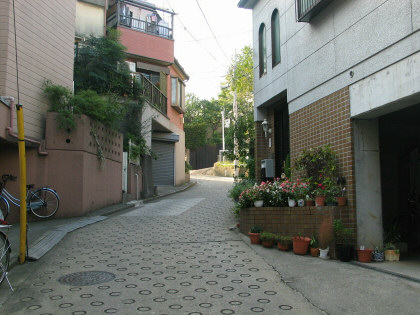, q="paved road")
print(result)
[1,179,322,314]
